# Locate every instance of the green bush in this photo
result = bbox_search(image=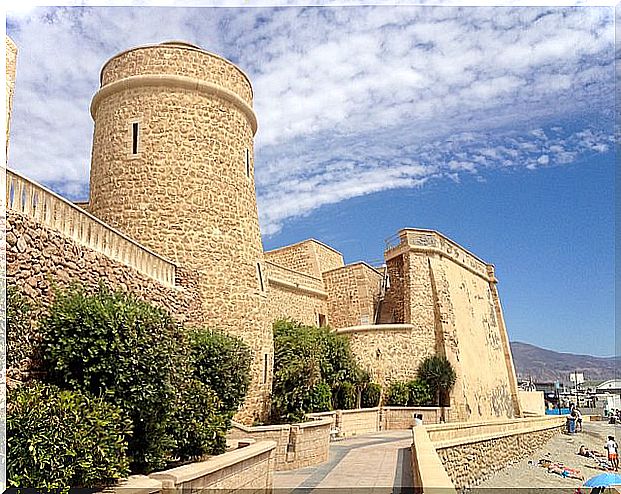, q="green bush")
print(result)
[167,379,228,463]
[334,381,357,410]
[189,328,252,415]
[386,381,409,406]
[40,284,187,473]
[7,285,38,370]
[406,379,433,406]
[361,382,381,408]
[270,319,366,422]
[7,382,130,489]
